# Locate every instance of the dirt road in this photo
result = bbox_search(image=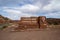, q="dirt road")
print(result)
[0,29,60,40]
